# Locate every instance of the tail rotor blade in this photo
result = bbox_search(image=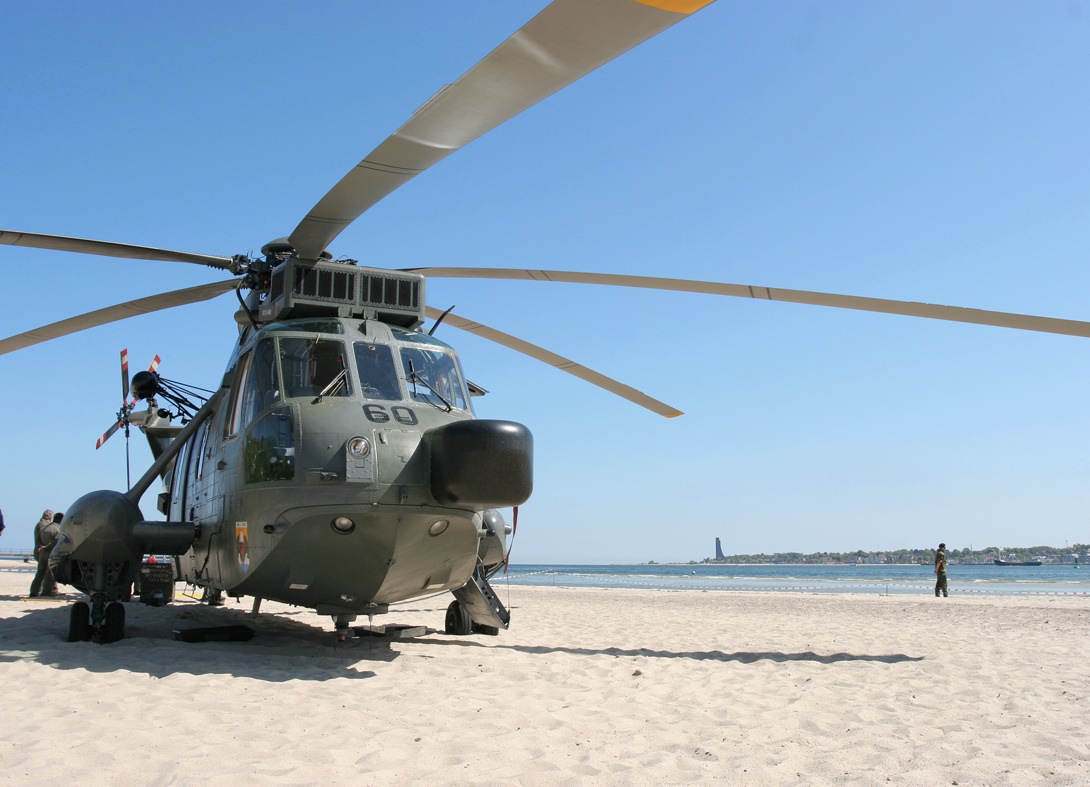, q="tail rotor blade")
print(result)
[96,421,121,450]
[120,348,130,402]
